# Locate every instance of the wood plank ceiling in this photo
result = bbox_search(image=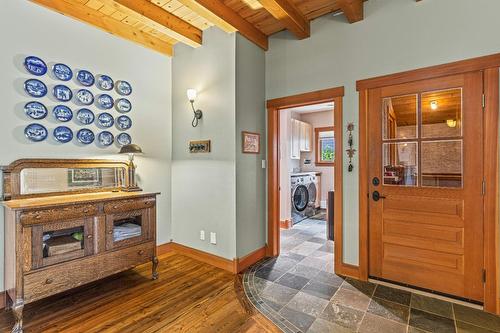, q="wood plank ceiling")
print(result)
[30,0,416,57]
